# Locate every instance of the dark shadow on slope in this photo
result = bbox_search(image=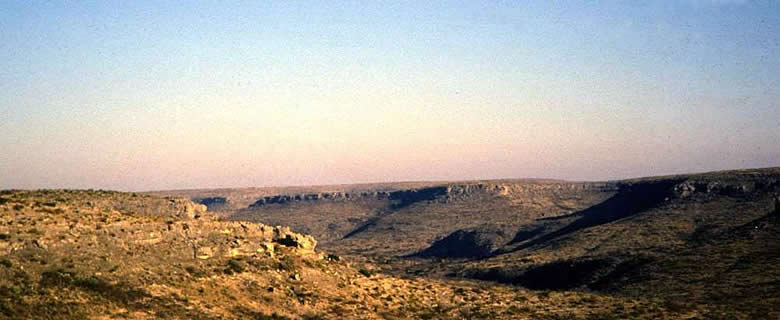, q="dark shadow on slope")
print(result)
[342,187,448,239]
[341,217,380,239]
[508,226,547,245]
[466,255,655,291]
[409,227,511,259]
[341,207,394,239]
[388,186,448,209]
[513,179,684,251]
